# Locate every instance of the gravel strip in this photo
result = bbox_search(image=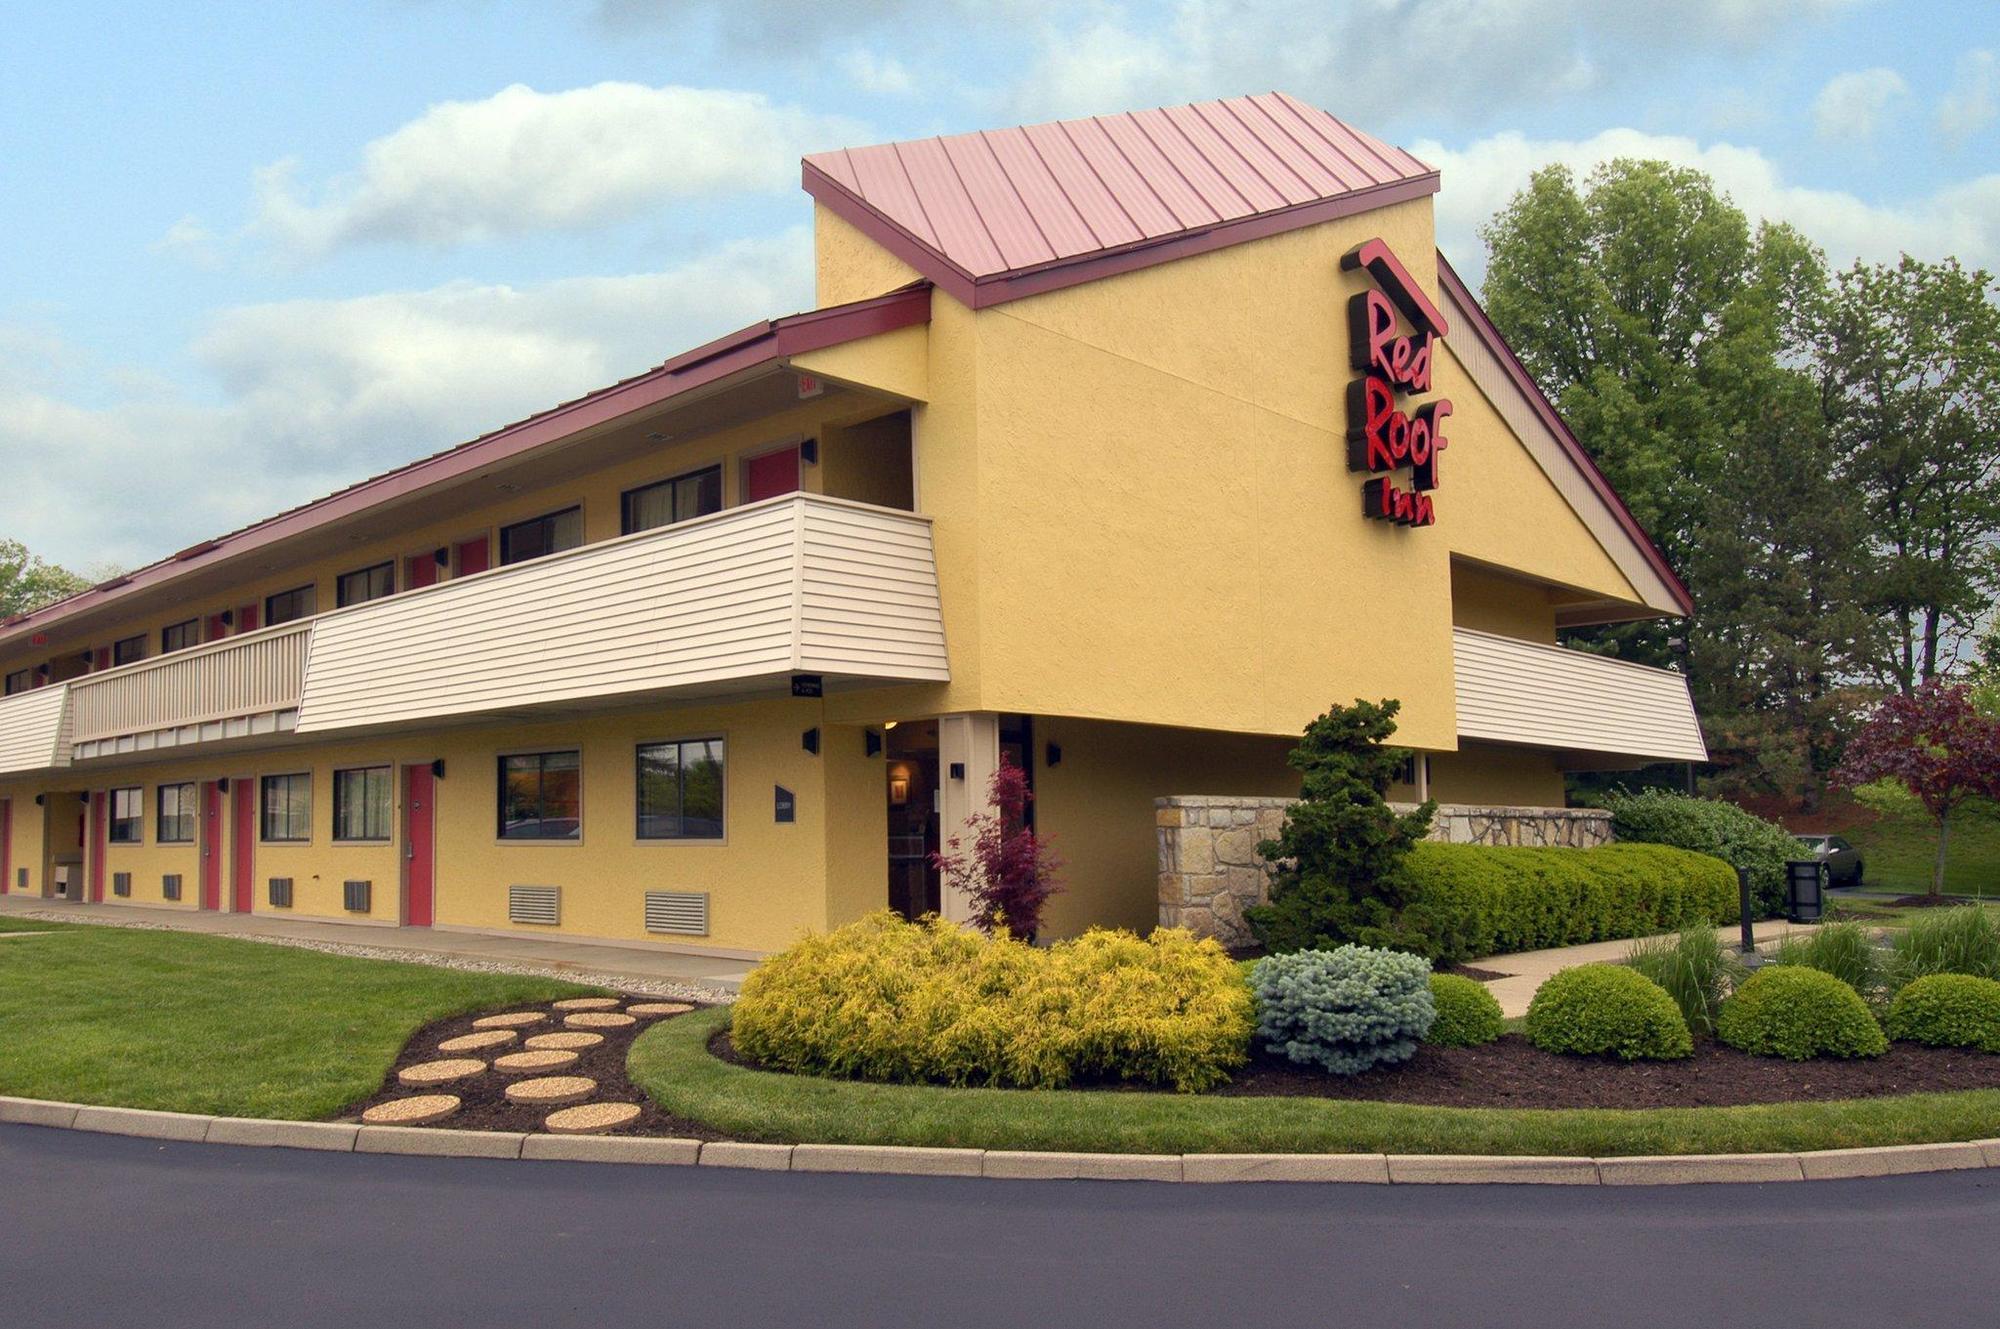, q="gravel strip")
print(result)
[5,909,734,1003]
